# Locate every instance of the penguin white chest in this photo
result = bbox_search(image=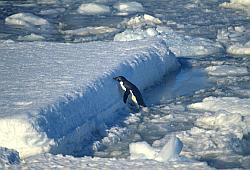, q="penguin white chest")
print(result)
[130,90,138,104]
[119,82,127,91]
